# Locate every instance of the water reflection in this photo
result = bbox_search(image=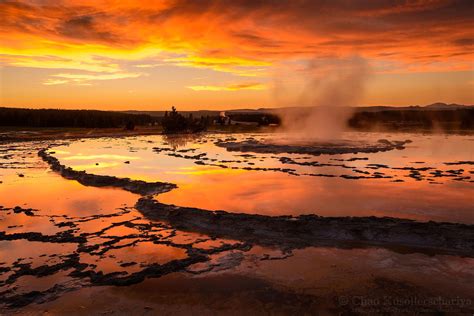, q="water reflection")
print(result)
[162,134,204,150]
[1,136,473,312]
[158,171,474,222]
[52,132,474,223]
